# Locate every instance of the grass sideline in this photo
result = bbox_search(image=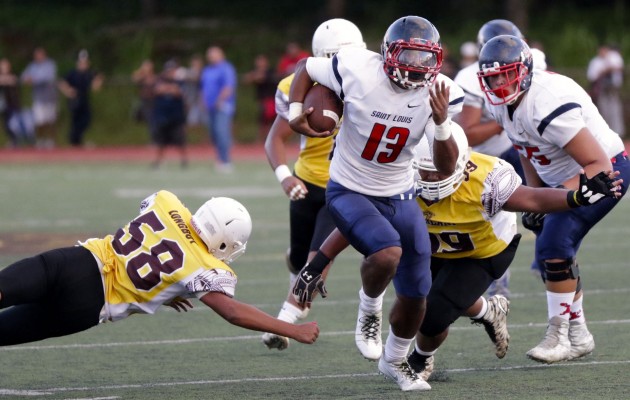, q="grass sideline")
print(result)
[0,159,629,400]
